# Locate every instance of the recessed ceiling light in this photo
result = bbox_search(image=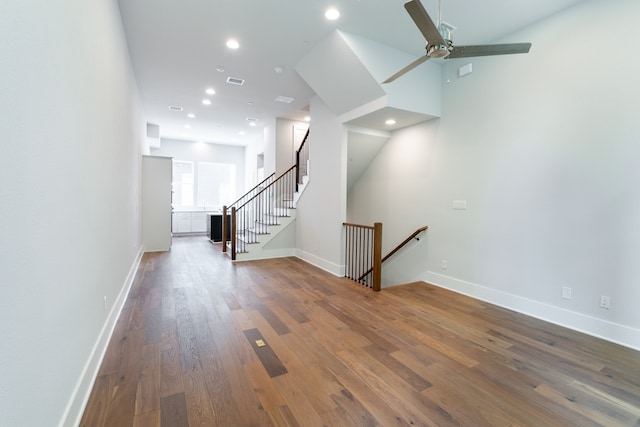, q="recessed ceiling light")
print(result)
[247,101,253,106]
[187,113,195,118]
[226,39,240,49]
[249,122,257,127]
[205,88,215,95]
[274,66,284,74]
[325,8,340,20]
[304,116,311,122]
[202,99,211,105]
[168,105,183,111]
[238,131,245,136]
[385,119,397,125]
[184,124,191,129]
[216,66,225,72]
